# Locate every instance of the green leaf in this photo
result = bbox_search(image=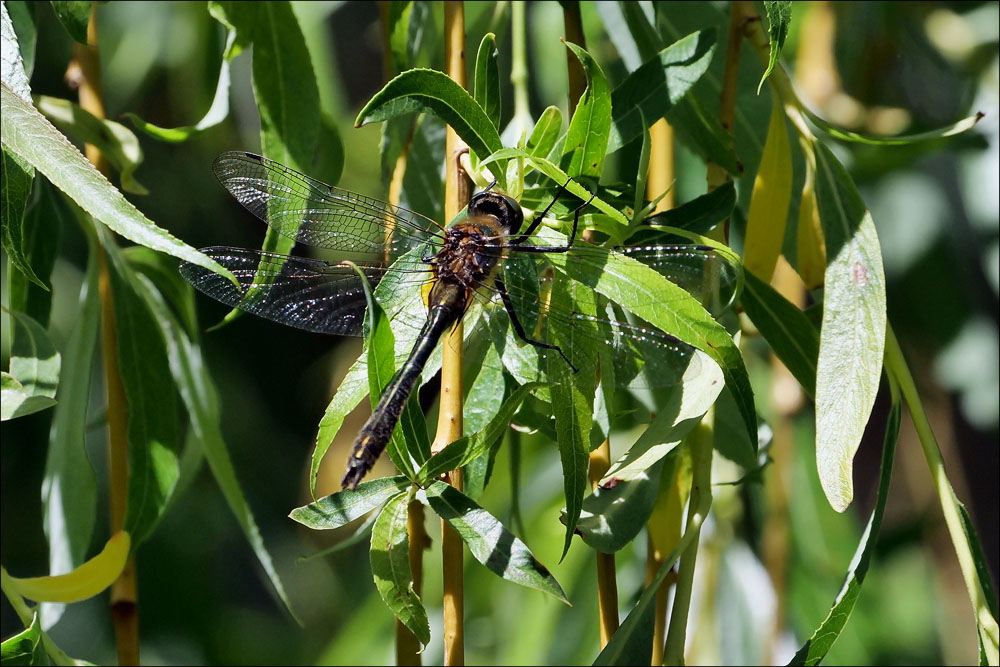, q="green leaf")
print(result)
[0,372,54,420]
[103,242,180,548]
[423,481,568,604]
[593,520,698,665]
[789,377,900,665]
[647,181,735,236]
[758,1,791,93]
[0,612,45,665]
[2,310,60,421]
[607,29,717,153]
[49,1,89,43]
[539,228,758,450]
[124,29,235,142]
[131,270,298,619]
[35,94,149,194]
[5,2,36,82]
[8,182,63,325]
[360,263,422,480]
[813,143,886,512]
[0,82,233,281]
[740,271,818,399]
[291,476,412,529]
[481,147,627,225]
[370,492,430,646]
[42,239,99,597]
[418,382,542,484]
[550,279,596,558]
[473,32,500,130]
[806,108,984,146]
[1,1,31,98]
[526,106,562,159]
[356,68,507,189]
[575,460,664,553]
[601,350,725,481]
[561,41,611,179]
[1,147,42,288]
